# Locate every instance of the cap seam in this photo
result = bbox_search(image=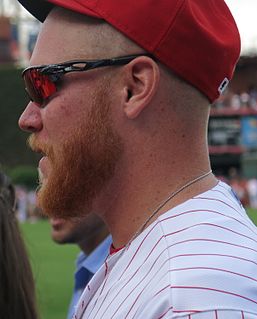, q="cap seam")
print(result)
[89,0,101,10]
[73,0,102,17]
[210,0,241,55]
[98,8,158,50]
[154,0,187,51]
